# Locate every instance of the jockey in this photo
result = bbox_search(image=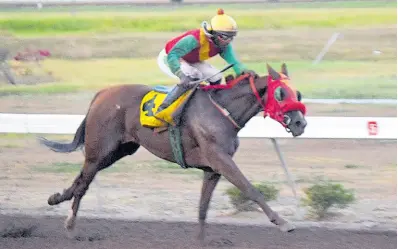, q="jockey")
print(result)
[156,8,257,113]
